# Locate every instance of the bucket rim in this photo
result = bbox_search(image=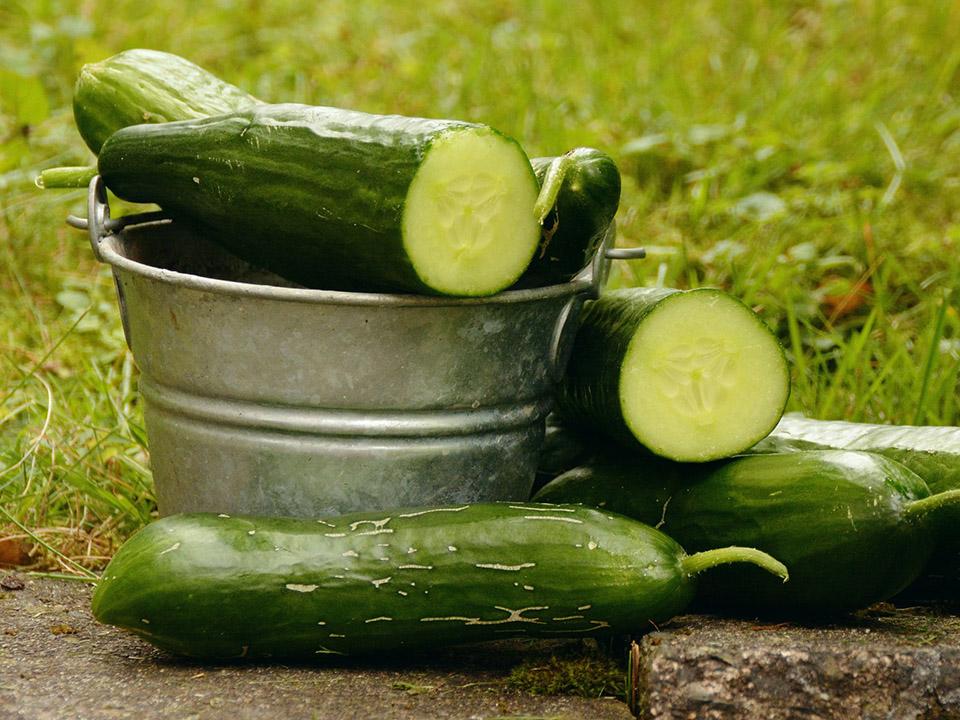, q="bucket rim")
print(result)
[99,225,592,307]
